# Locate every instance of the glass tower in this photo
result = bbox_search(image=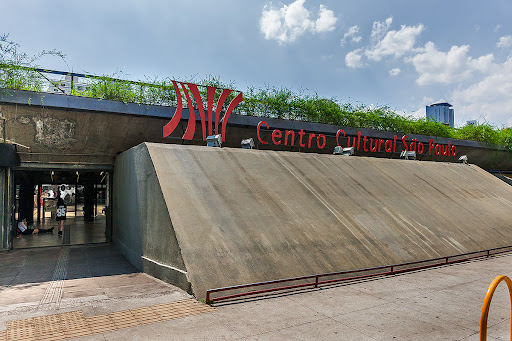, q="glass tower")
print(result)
[426,103,454,127]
